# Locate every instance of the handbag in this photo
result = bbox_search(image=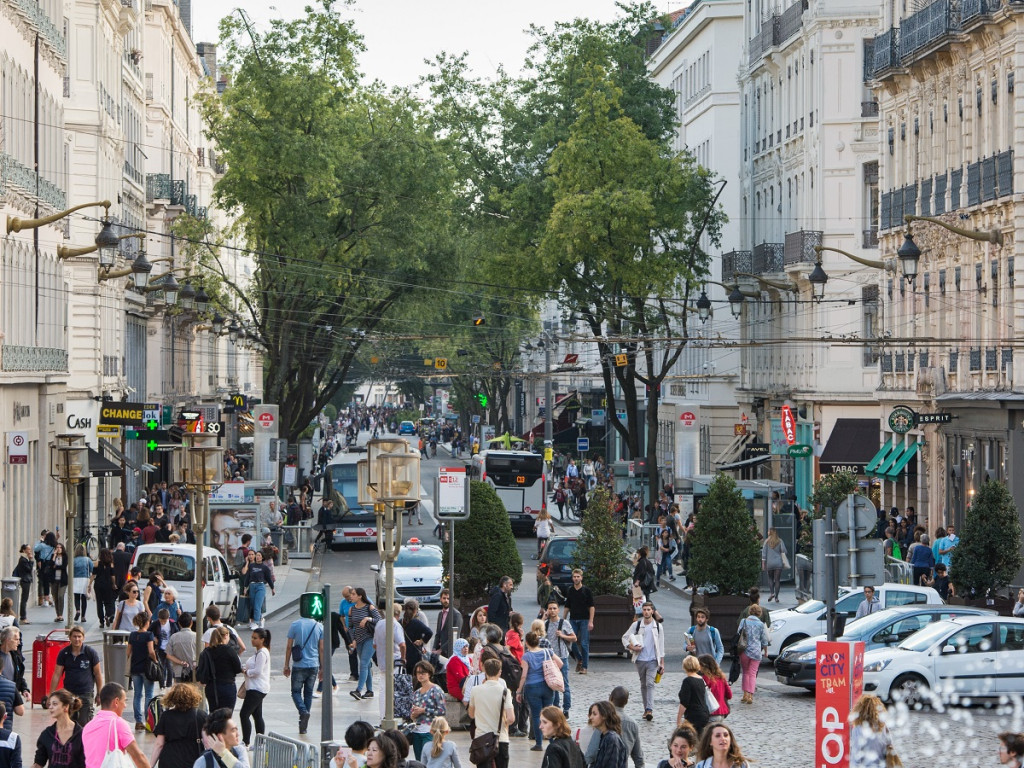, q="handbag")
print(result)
[736,621,749,652]
[542,649,564,692]
[100,717,133,768]
[885,743,902,768]
[468,689,507,765]
[704,684,720,713]
[145,657,164,683]
[781,552,791,570]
